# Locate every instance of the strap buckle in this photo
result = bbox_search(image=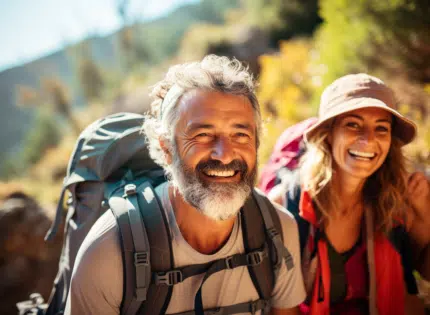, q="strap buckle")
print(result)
[134,251,149,266]
[251,299,270,315]
[246,250,266,266]
[133,252,150,301]
[124,183,137,197]
[267,227,279,239]
[225,256,236,269]
[154,270,183,286]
